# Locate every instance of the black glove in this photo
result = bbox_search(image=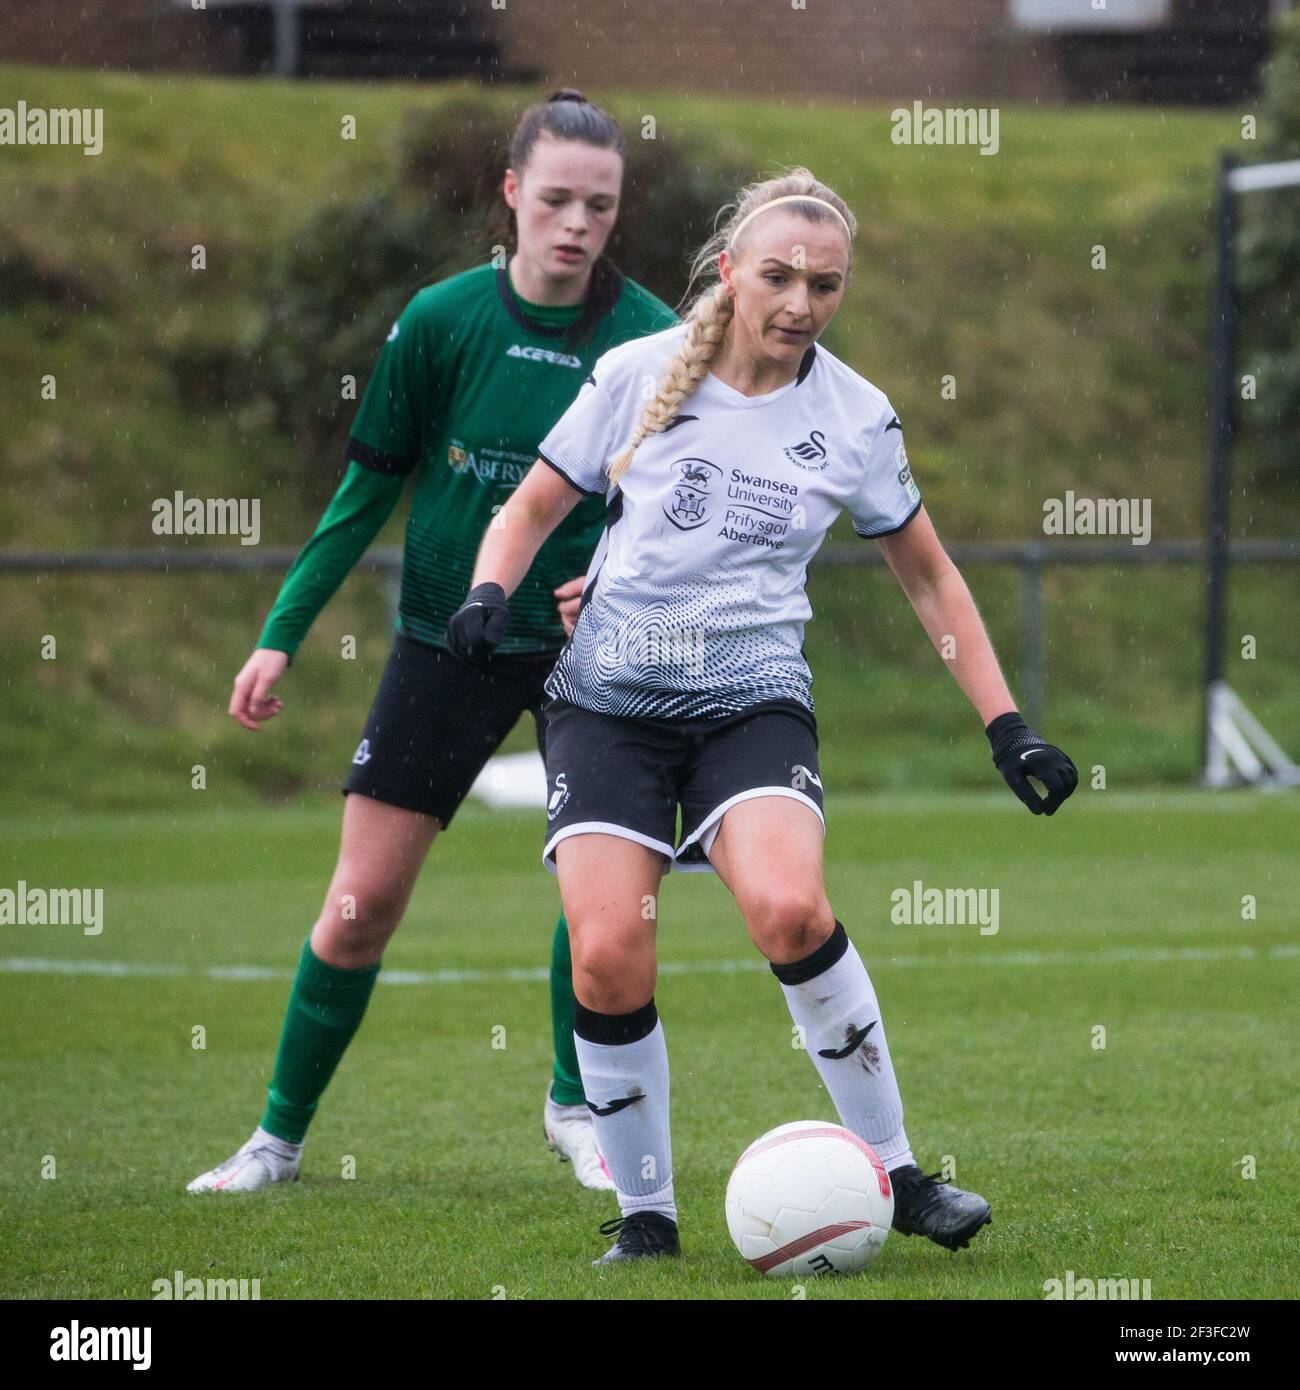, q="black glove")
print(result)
[986,711,1078,816]
[445,582,510,662]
